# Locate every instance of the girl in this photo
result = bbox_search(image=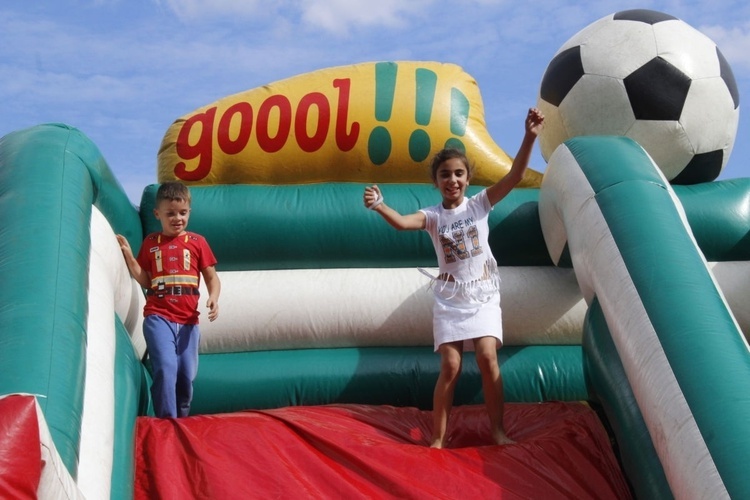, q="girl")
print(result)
[363,107,544,448]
